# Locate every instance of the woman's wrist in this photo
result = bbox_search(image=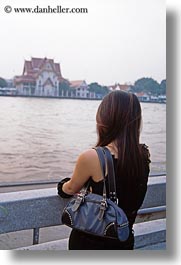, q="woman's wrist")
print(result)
[57,177,73,198]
